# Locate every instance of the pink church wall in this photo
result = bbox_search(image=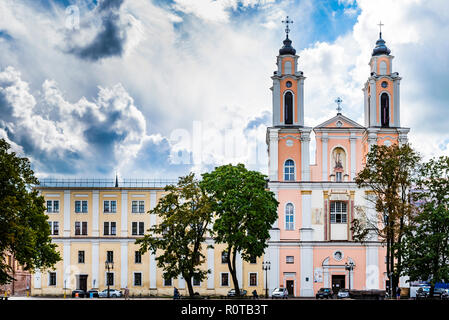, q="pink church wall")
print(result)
[279,247,301,296]
[278,189,302,240]
[277,132,301,181]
